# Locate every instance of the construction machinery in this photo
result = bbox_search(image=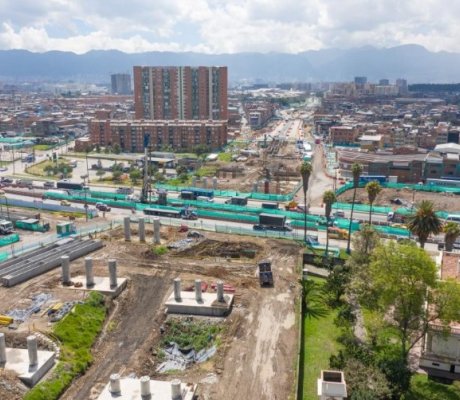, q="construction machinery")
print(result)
[258,260,273,286]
